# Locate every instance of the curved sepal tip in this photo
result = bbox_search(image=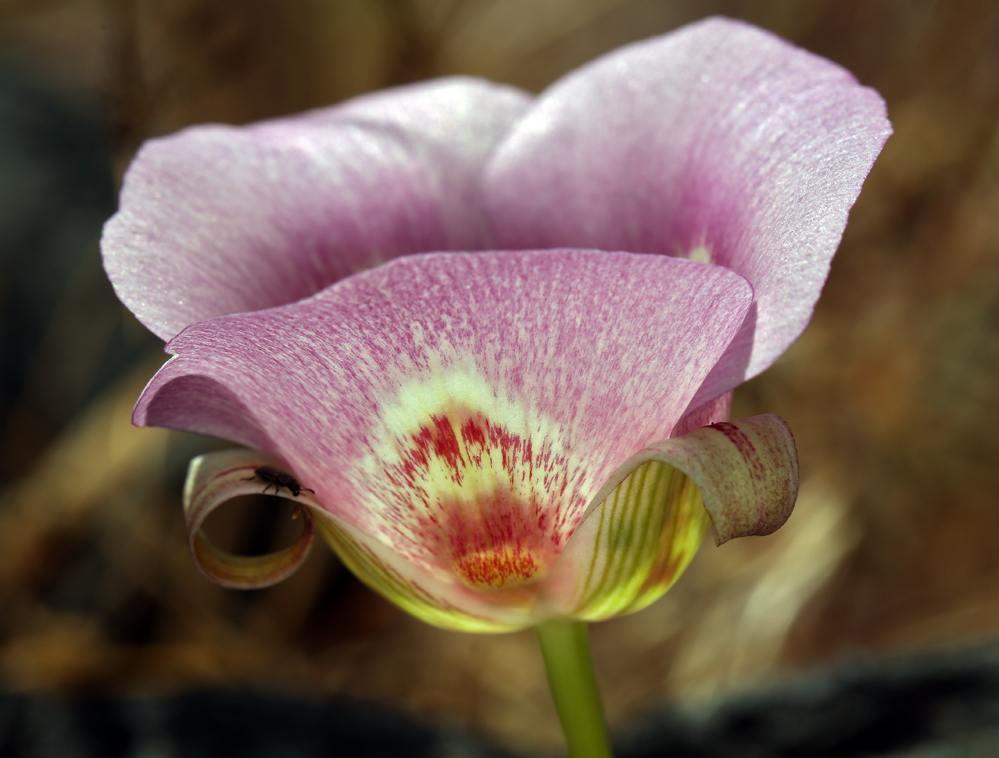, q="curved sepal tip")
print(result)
[183,449,317,589]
